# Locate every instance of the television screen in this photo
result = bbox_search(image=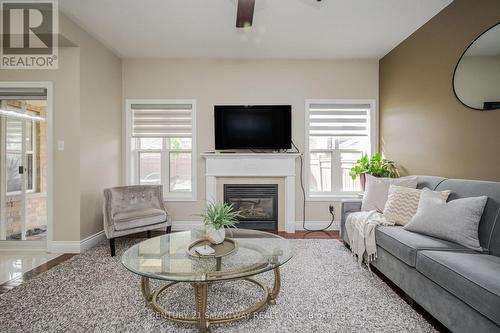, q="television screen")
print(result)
[214,105,291,150]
